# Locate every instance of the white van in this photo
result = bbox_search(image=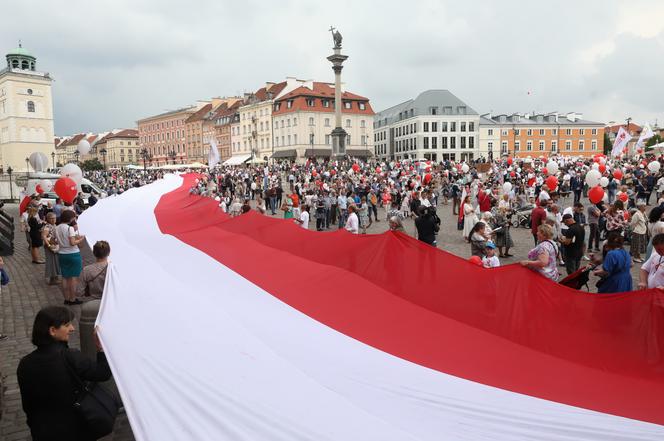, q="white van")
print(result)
[15,172,106,205]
